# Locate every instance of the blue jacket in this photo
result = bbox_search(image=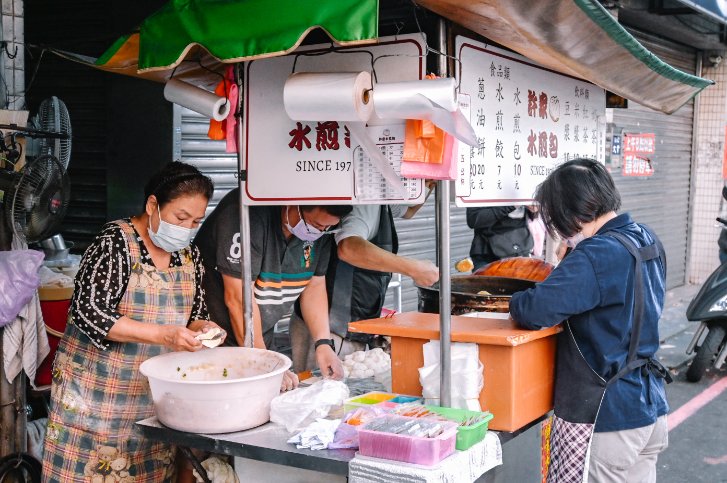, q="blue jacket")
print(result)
[510,213,669,432]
